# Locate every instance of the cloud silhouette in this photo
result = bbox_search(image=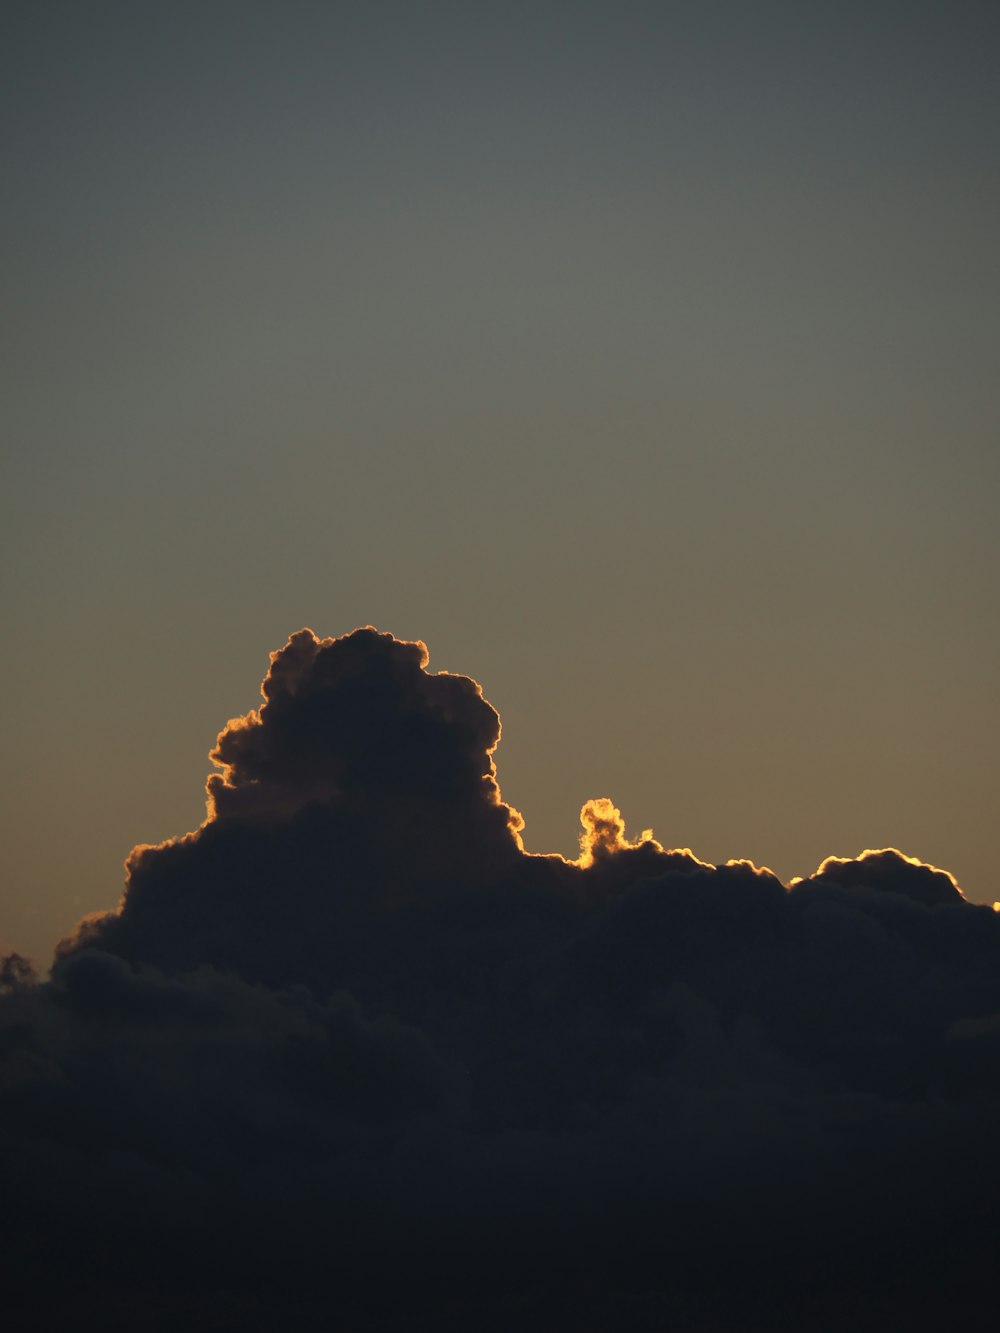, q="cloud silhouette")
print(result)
[207,627,521,844]
[4,626,1000,1330]
[797,846,966,906]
